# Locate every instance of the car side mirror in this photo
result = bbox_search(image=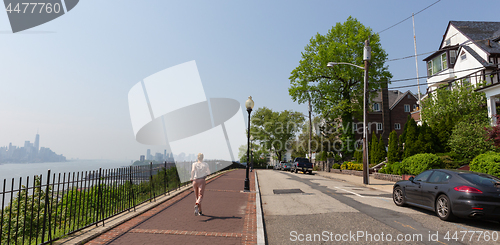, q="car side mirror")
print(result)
[409,177,414,182]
